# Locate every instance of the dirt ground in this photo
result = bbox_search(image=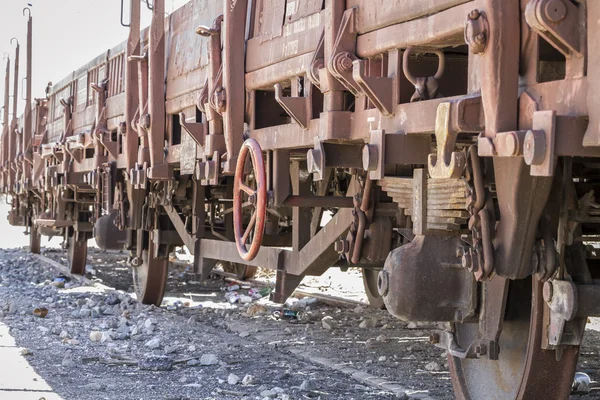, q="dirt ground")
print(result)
[0,246,599,399]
